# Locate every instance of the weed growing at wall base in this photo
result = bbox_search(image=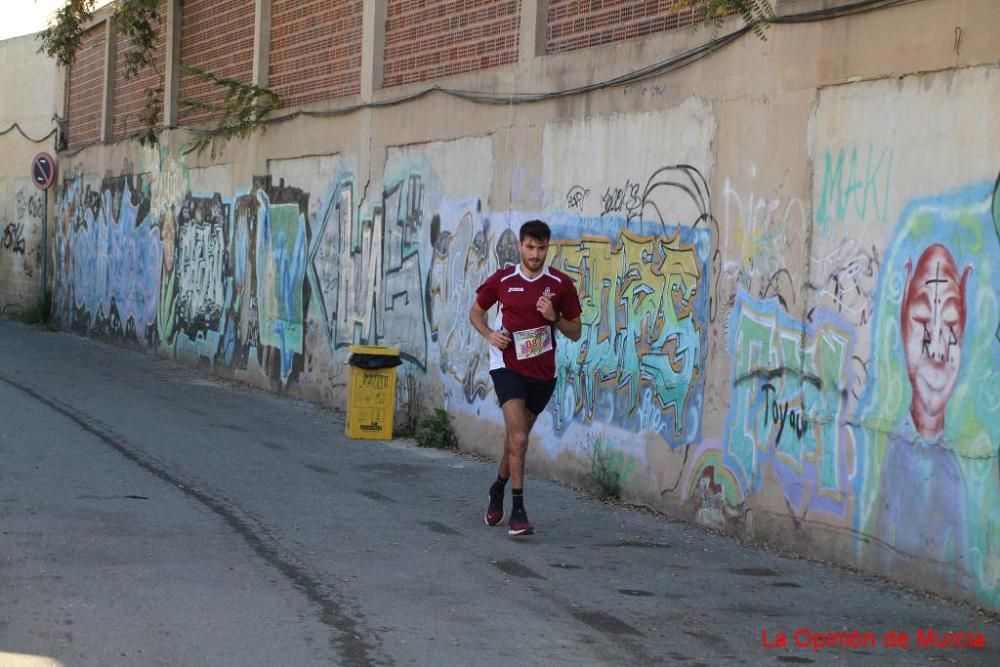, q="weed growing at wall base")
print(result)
[394,373,423,438]
[589,435,633,500]
[415,409,458,449]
